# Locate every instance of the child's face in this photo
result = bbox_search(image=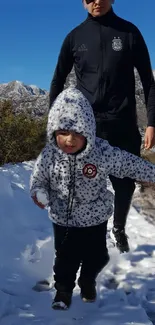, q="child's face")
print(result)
[55,130,86,154]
